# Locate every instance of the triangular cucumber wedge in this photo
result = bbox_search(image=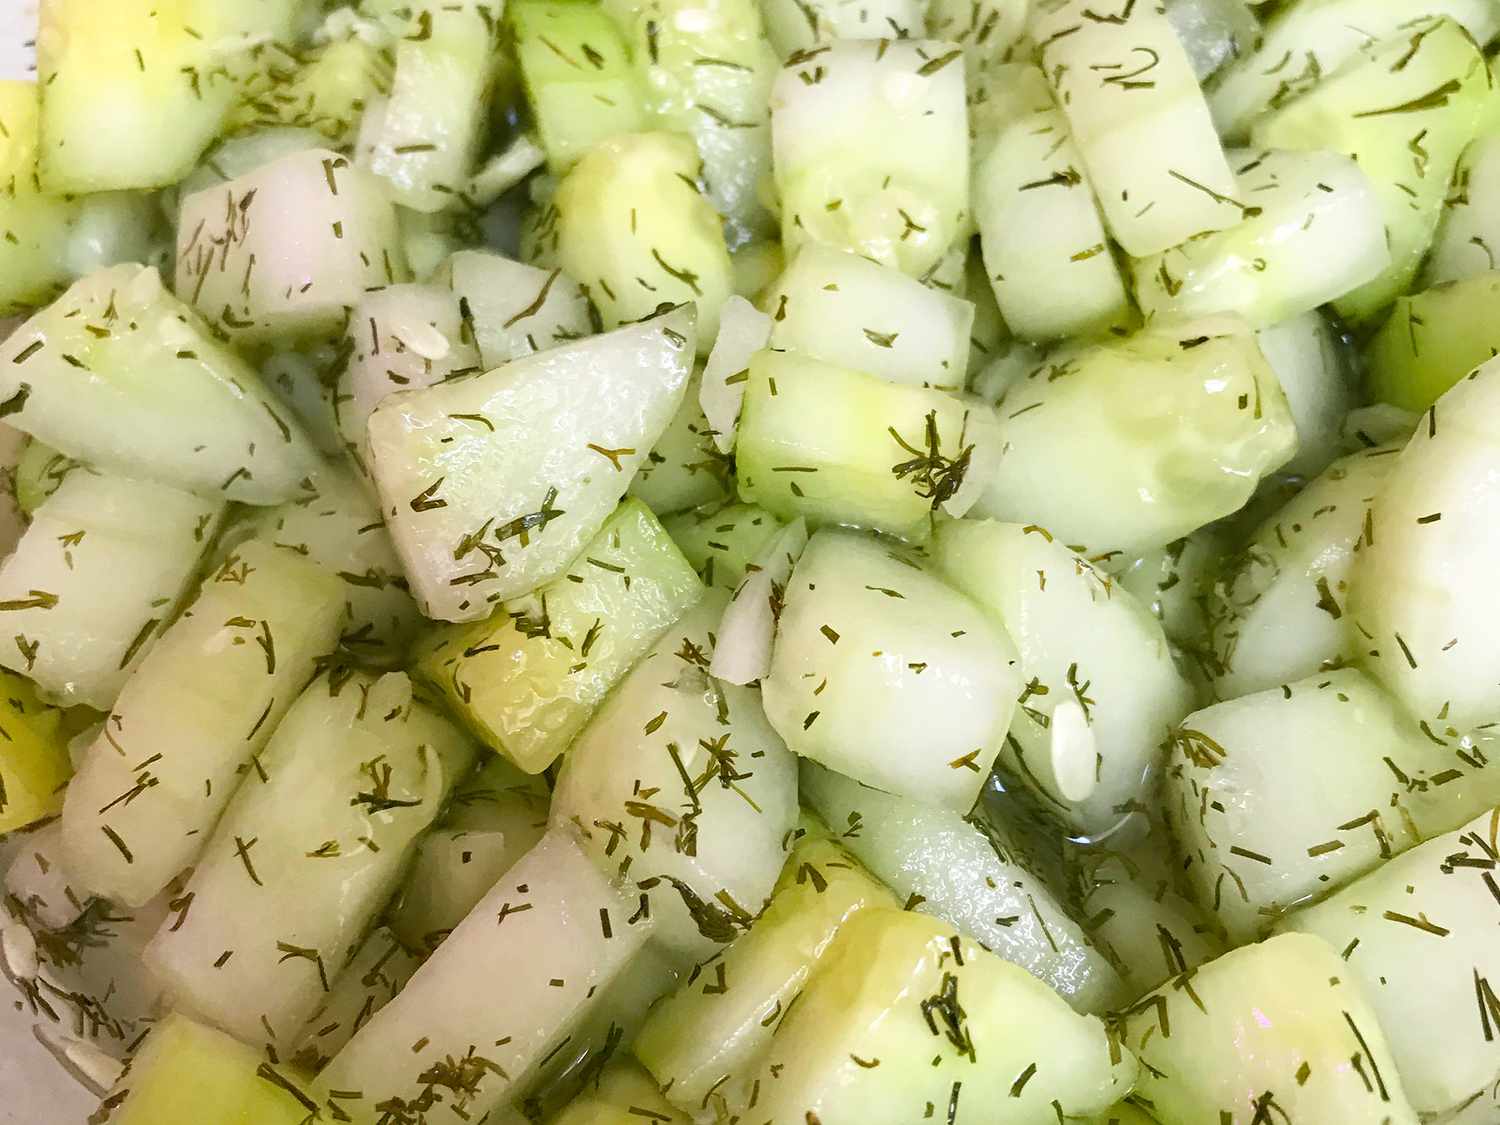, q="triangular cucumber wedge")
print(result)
[0,264,323,504]
[367,306,696,621]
